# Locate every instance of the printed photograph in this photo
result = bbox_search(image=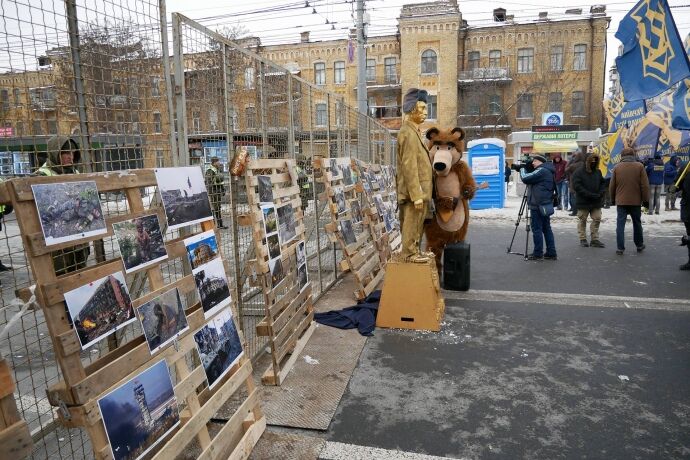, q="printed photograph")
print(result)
[296,240,306,268]
[193,258,232,319]
[362,178,371,193]
[136,288,189,355]
[64,270,135,350]
[32,181,107,246]
[334,187,346,215]
[384,209,394,233]
[155,166,213,231]
[351,200,363,224]
[341,165,353,186]
[269,256,285,288]
[98,360,179,460]
[184,230,219,270]
[340,219,357,246]
[194,308,244,389]
[329,158,339,178]
[267,233,281,260]
[277,204,297,245]
[373,194,385,217]
[257,175,274,203]
[261,204,278,235]
[113,214,168,274]
[297,261,308,292]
